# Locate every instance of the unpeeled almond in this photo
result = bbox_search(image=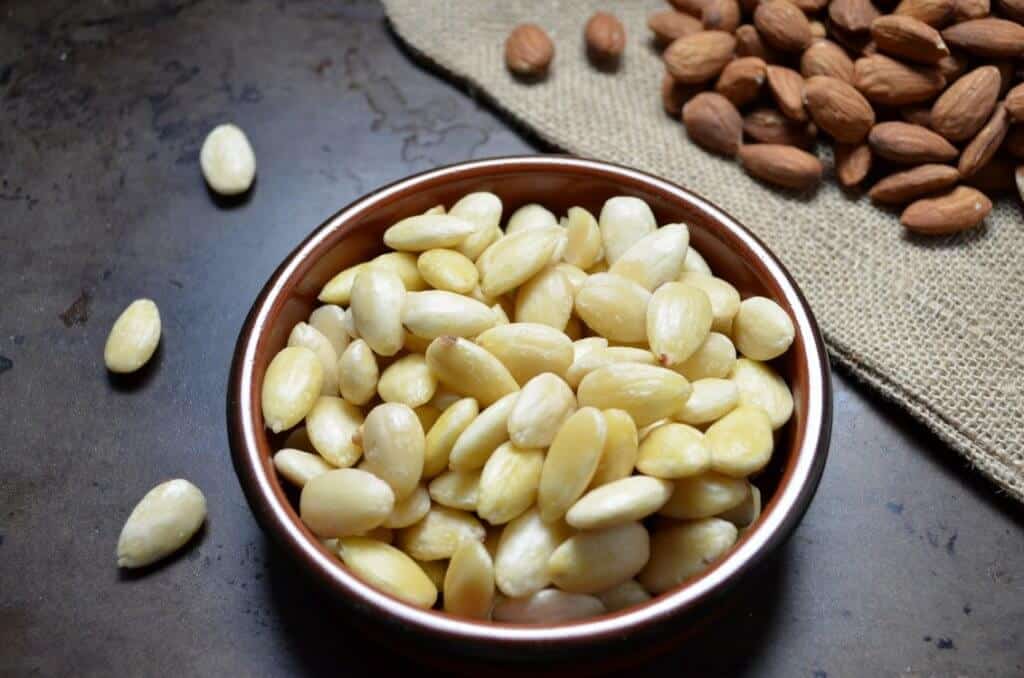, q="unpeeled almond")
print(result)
[900,186,993,234]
